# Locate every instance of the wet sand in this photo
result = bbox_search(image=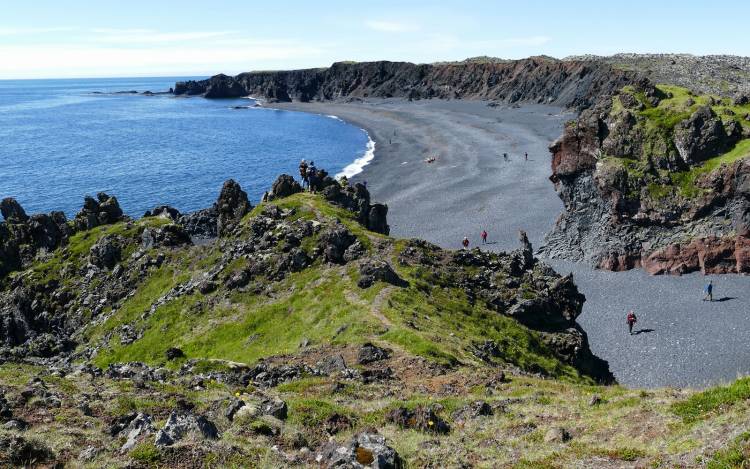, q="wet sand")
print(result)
[273,99,750,389]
